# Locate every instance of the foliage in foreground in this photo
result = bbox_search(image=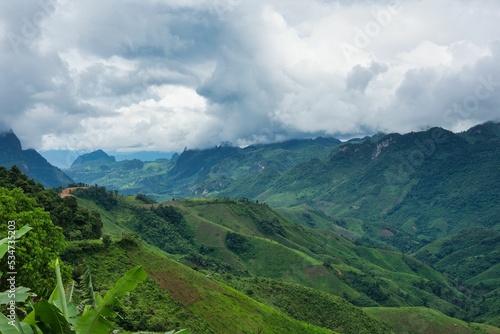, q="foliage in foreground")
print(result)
[0,248,189,334]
